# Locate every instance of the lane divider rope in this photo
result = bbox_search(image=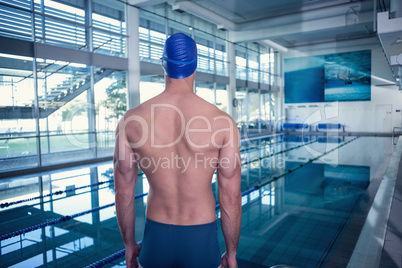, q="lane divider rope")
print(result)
[0,179,114,209]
